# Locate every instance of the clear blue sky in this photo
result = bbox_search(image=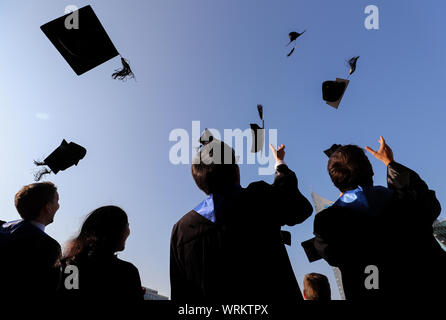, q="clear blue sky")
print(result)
[1,0,445,300]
